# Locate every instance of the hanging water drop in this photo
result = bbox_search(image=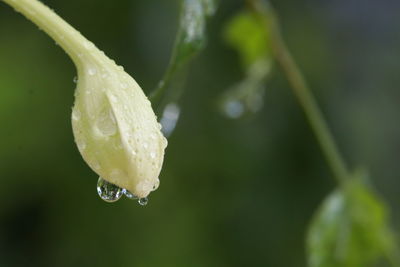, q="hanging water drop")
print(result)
[138,197,148,206]
[124,189,138,199]
[97,177,123,202]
